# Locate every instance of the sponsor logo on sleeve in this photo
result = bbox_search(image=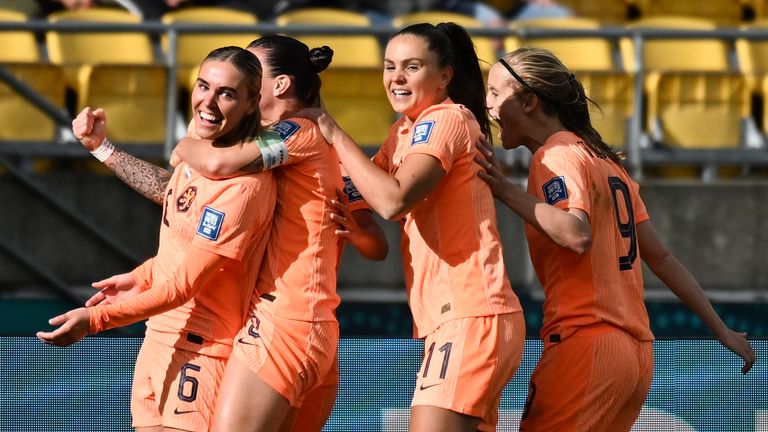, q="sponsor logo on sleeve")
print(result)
[342,176,363,203]
[273,120,300,141]
[542,176,568,205]
[411,120,435,146]
[196,206,225,241]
